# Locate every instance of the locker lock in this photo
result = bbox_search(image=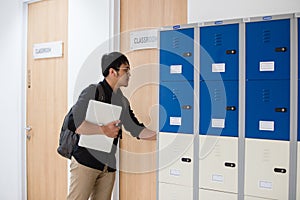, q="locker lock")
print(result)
[224,162,236,168]
[226,106,236,111]
[181,157,192,163]
[182,105,192,110]
[275,47,287,52]
[183,52,192,57]
[275,107,287,113]
[226,49,236,54]
[274,168,286,173]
